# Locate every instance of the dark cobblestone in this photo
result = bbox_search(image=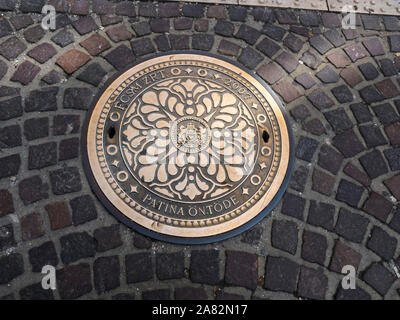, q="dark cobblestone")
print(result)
[241,226,263,246]
[359,85,384,104]
[0,154,20,178]
[28,241,58,273]
[24,118,49,141]
[0,224,15,250]
[336,179,364,208]
[169,35,189,50]
[63,87,93,110]
[192,34,214,51]
[150,19,170,33]
[295,73,315,89]
[327,51,350,68]
[316,66,339,83]
[28,43,57,64]
[295,136,319,162]
[20,283,54,300]
[359,125,386,148]
[94,225,122,252]
[324,108,353,133]
[133,233,152,249]
[335,286,371,300]
[385,174,400,200]
[307,201,335,231]
[289,165,309,193]
[218,39,240,57]
[229,6,247,21]
[133,22,151,36]
[175,287,207,300]
[335,208,369,243]
[275,51,298,73]
[235,24,261,45]
[302,231,327,265]
[308,89,334,110]
[238,47,263,69]
[318,144,343,175]
[56,49,90,74]
[21,212,44,241]
[324,29,345,47]
[0,190,13,217]
[28,142,57,170]
[158,3,179,18]
[60,232,96,264]
[343,162,371,187]
[359,150,388,179]
[298,266,328,300]
[341,67,363,87]
[18,175,48,205]
[142,289,170,300]
[0,124,21,148]
[51,30,74,48]
[57,263,92,299]
[25,87,58,112]
[281,192,305,220]
[49,167,82,195]
[112,293,135,300]
[271,219,298,255]
[332,129,365,158]
[373,103,399,125]
[363,263,396,296]
[310,35,333,54]
[264,256,299,293]
[126,252,153,283]
[367,226,397,260]
[190,250,220,285]
[0,36,27,60]
[329,241,361,273]
[303,118,325,135]
[0,253,24,285]
[11,61,40,85]
[70,195,97,226]
[94,256,120,294]
[156,252,184,280]
[72,16,98,35]
[45,202,72,230]
[384,148,400,171]
[262,25,286,41]
[225,251,258,290]
[312,169,335,196]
